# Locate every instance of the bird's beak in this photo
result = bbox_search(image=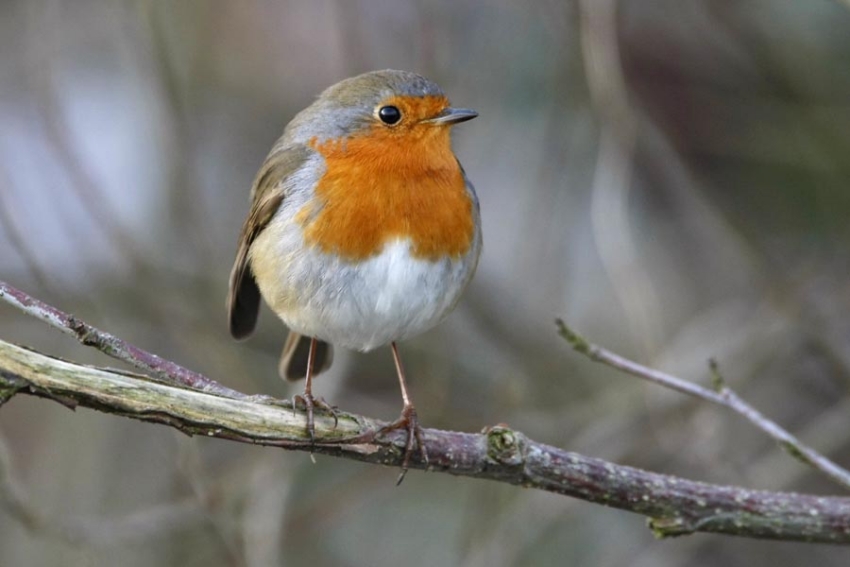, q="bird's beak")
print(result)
[425,107,478,125]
